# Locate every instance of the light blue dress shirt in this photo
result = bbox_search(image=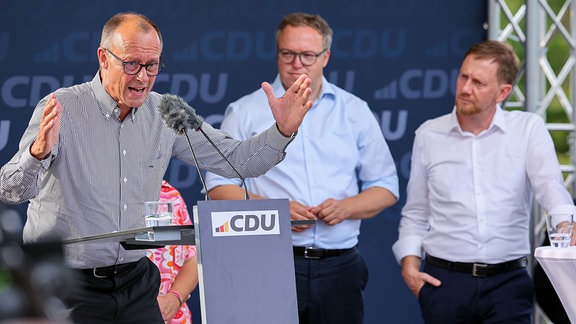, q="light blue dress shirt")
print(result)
[205,75,399,249]
[392,106,576,264]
